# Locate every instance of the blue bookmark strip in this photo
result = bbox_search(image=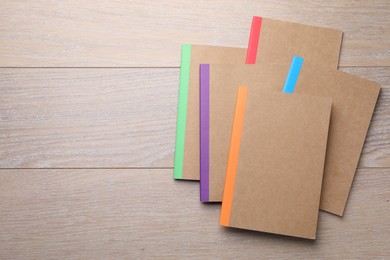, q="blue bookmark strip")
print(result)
[283,56,304,93]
